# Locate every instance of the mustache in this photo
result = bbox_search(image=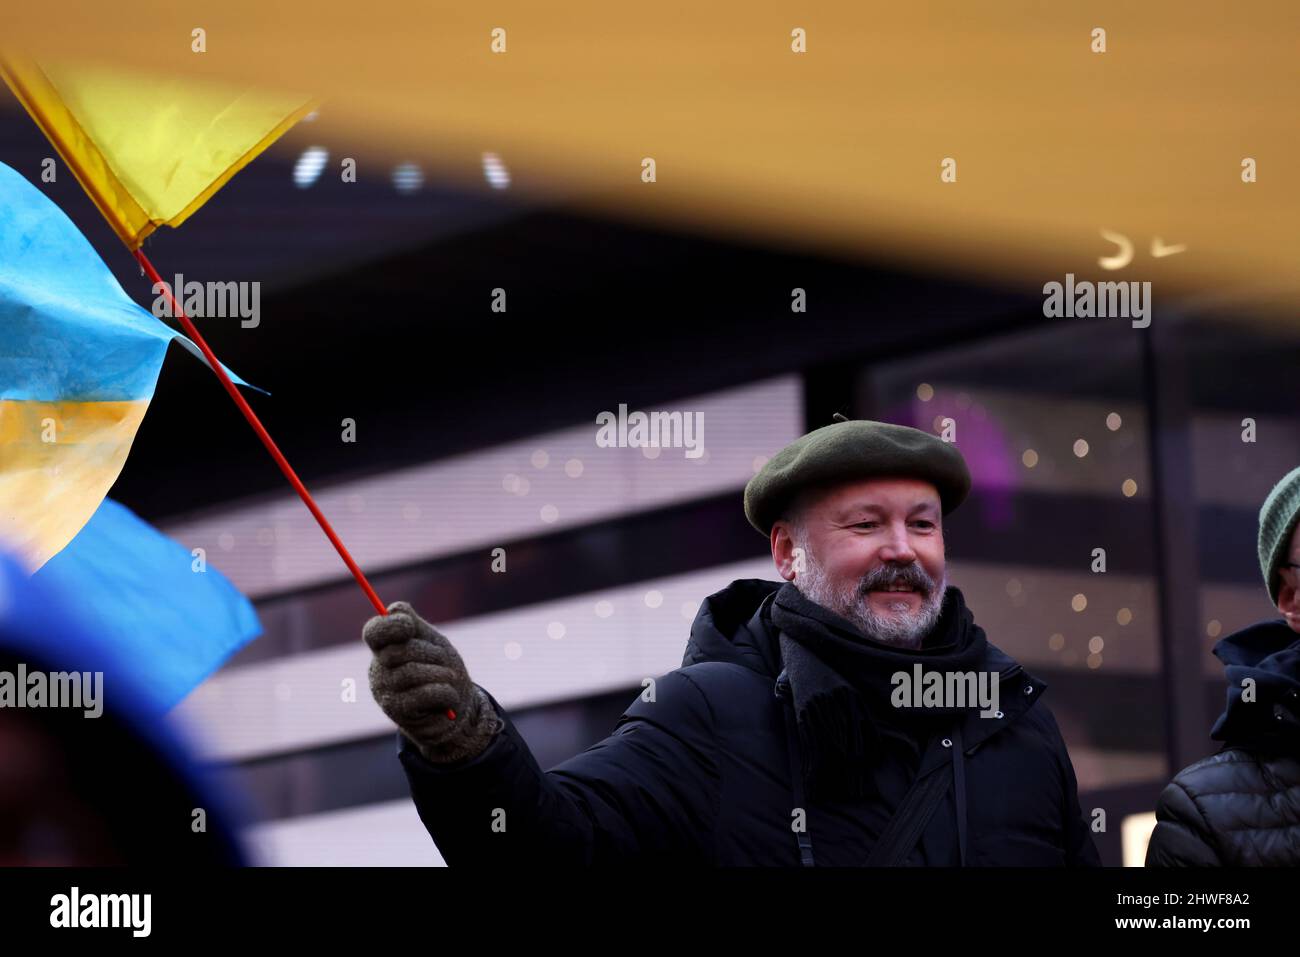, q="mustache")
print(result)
[859,562,934,596]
